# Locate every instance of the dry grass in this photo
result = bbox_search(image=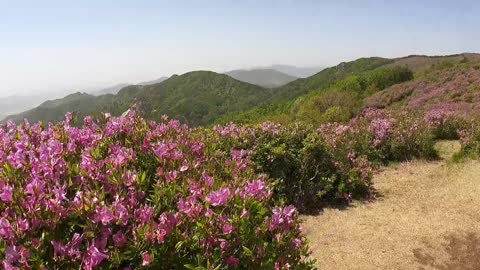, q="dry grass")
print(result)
[303,141,480,269]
